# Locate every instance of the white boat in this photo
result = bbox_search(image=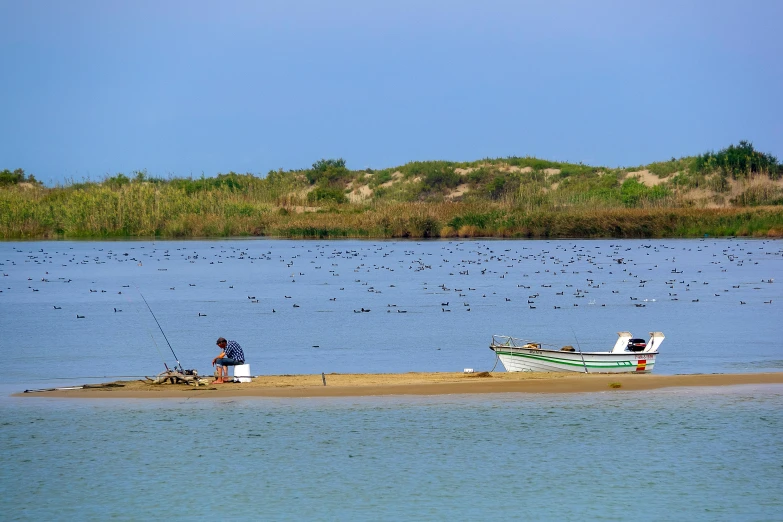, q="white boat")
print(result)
[490,331,665,373]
